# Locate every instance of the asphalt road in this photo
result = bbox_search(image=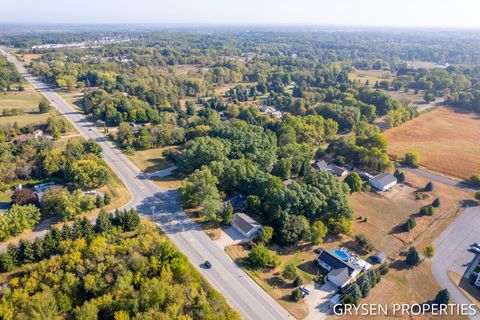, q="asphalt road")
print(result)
[404,167,478,191]
[1,48,291,320]
[432,206,480,319]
